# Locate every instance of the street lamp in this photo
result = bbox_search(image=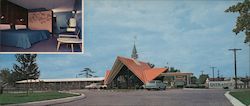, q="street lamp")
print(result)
[228,48,241,89]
